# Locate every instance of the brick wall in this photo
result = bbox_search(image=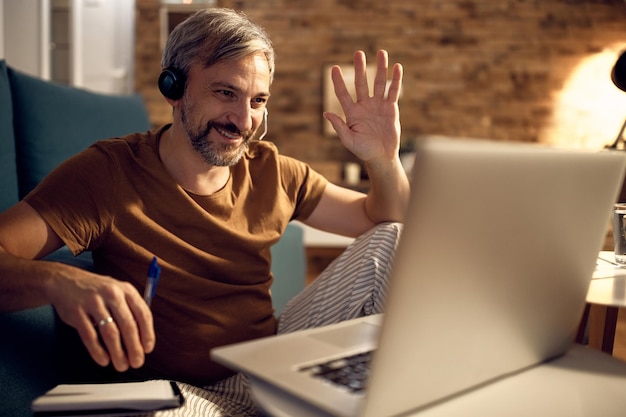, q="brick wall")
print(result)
[135,0,626,179]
